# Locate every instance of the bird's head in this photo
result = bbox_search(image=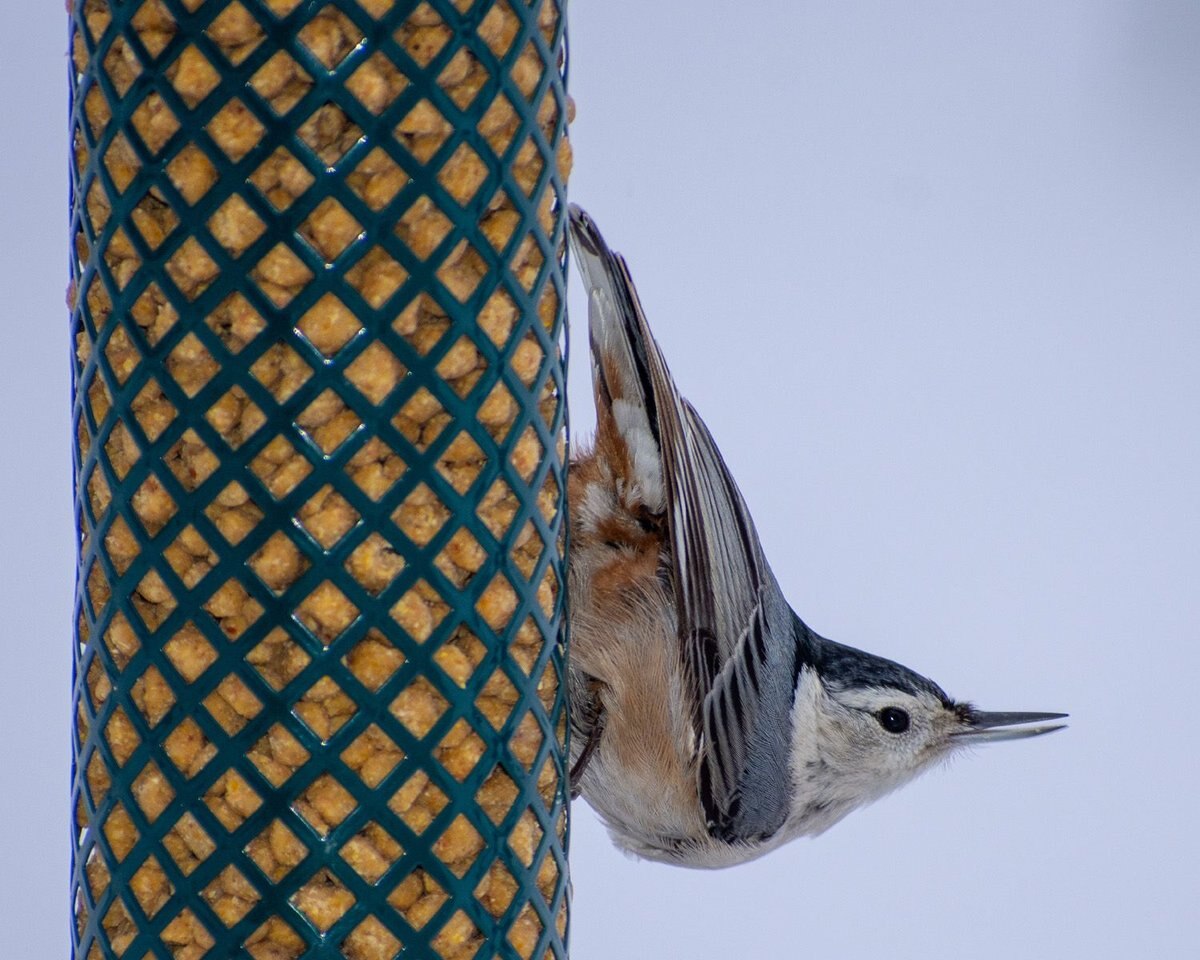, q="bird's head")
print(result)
[786,638,1065,835]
